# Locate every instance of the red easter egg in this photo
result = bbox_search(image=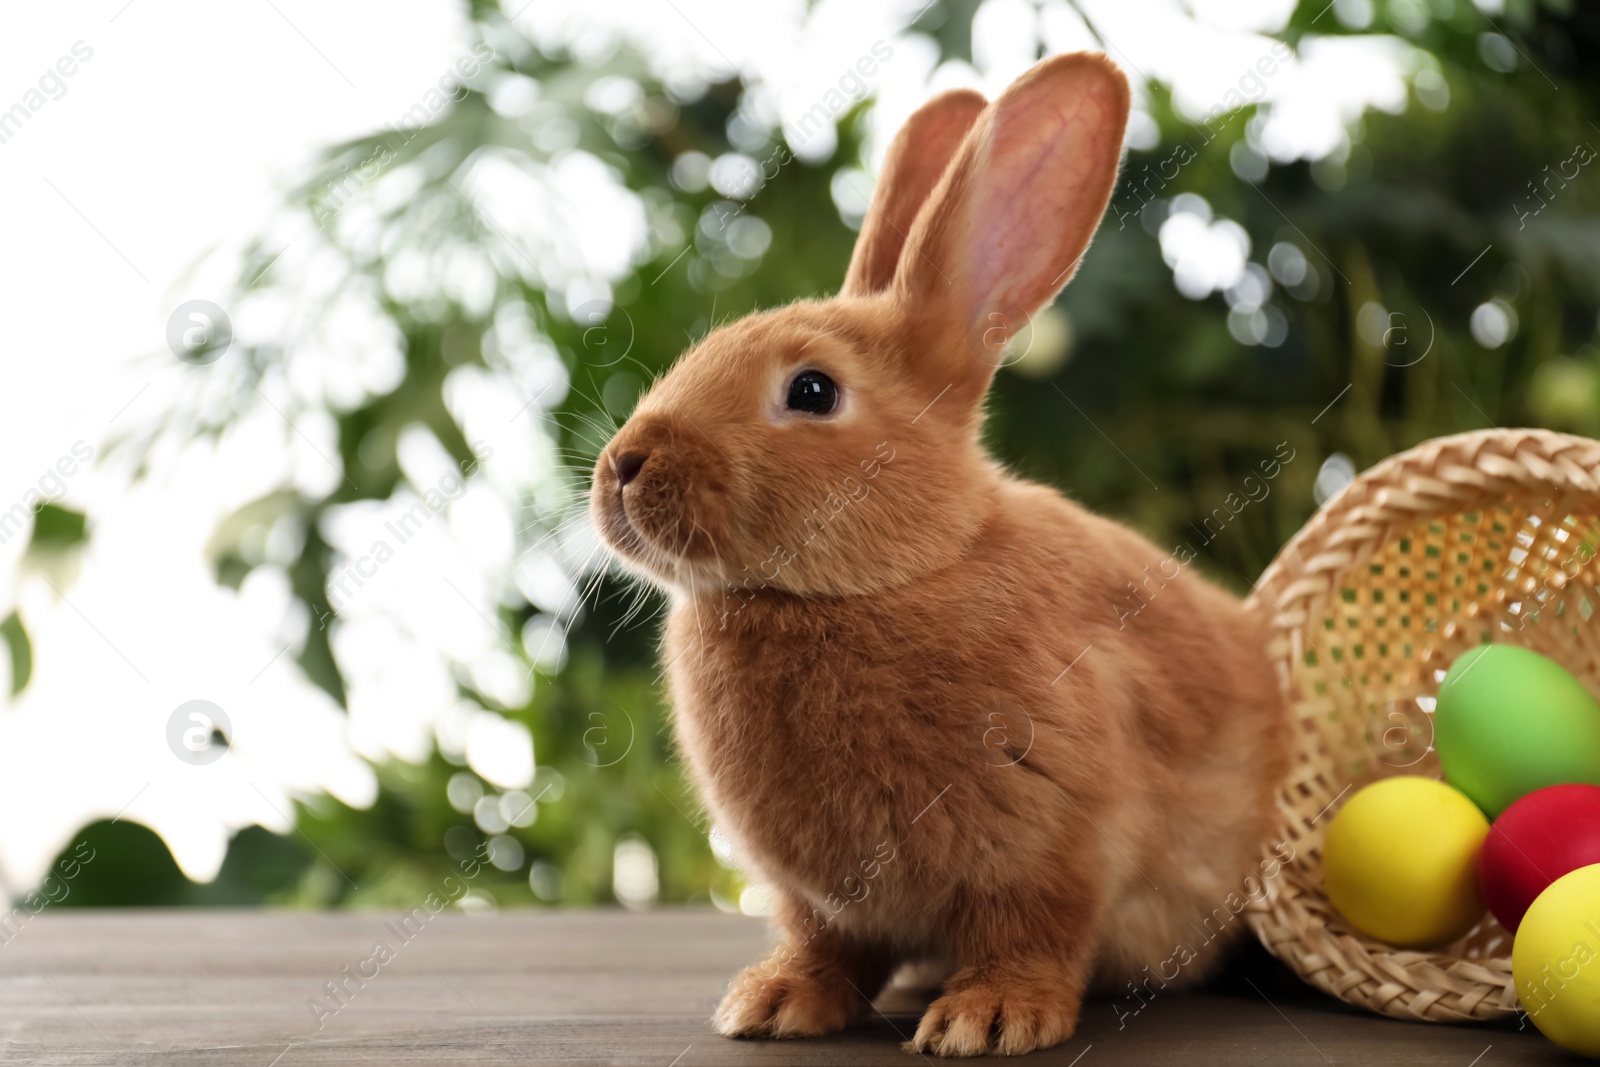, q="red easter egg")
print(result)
[1478,783,1600,932]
